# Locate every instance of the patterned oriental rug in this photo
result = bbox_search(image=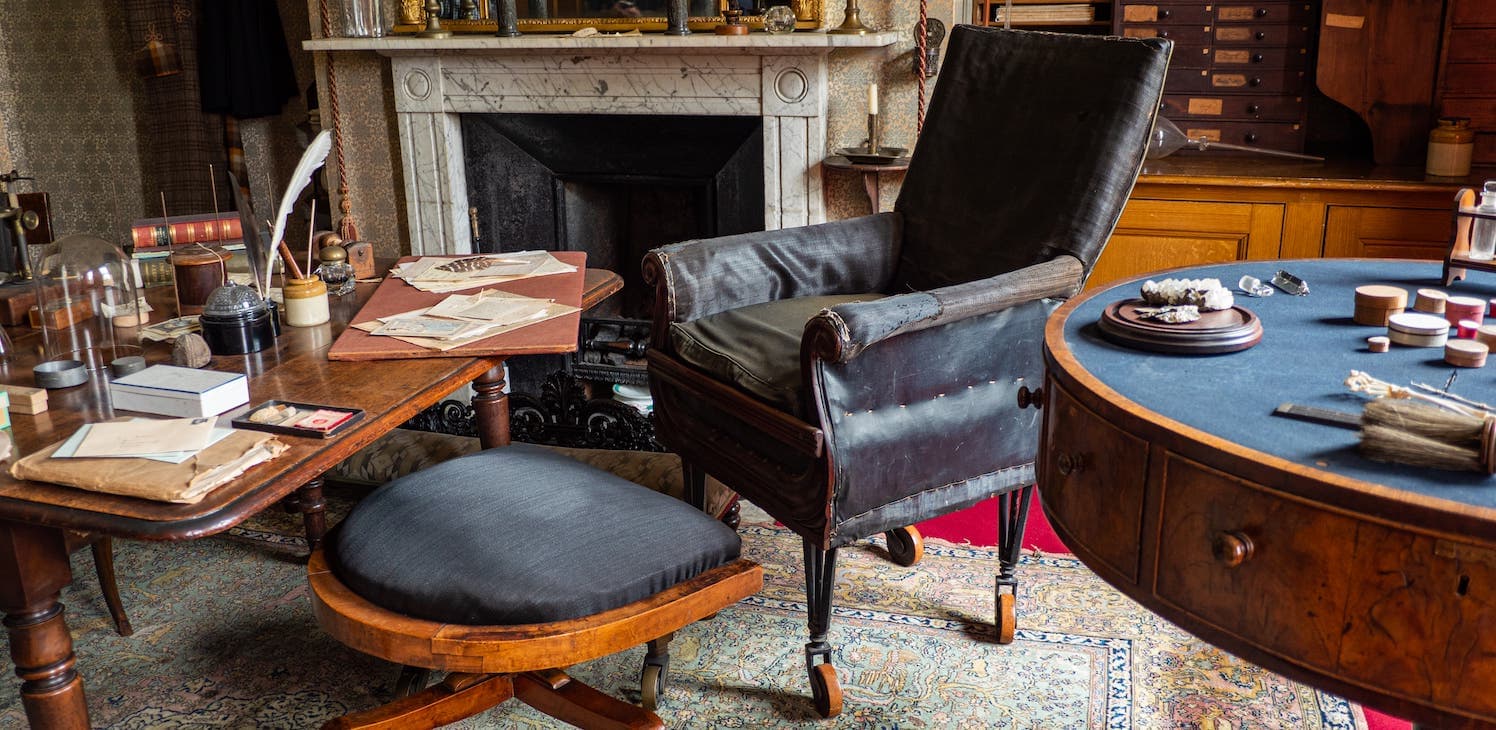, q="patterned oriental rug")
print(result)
[0,490,1368,729]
